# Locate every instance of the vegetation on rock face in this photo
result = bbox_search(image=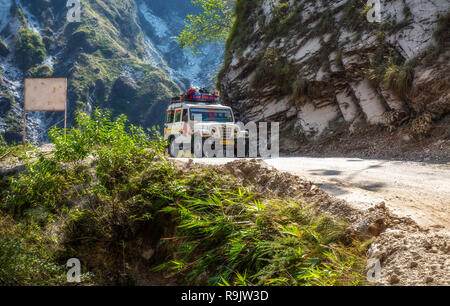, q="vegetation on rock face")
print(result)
[433,12,450,50]
[0,39,9,57]
[15,28,46,72]
[176,0,233,53]
[251,48,295,96]
[26,65,54,78]
[0,109,368,286]
[14,0,180,131]
[0,134,8,157]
